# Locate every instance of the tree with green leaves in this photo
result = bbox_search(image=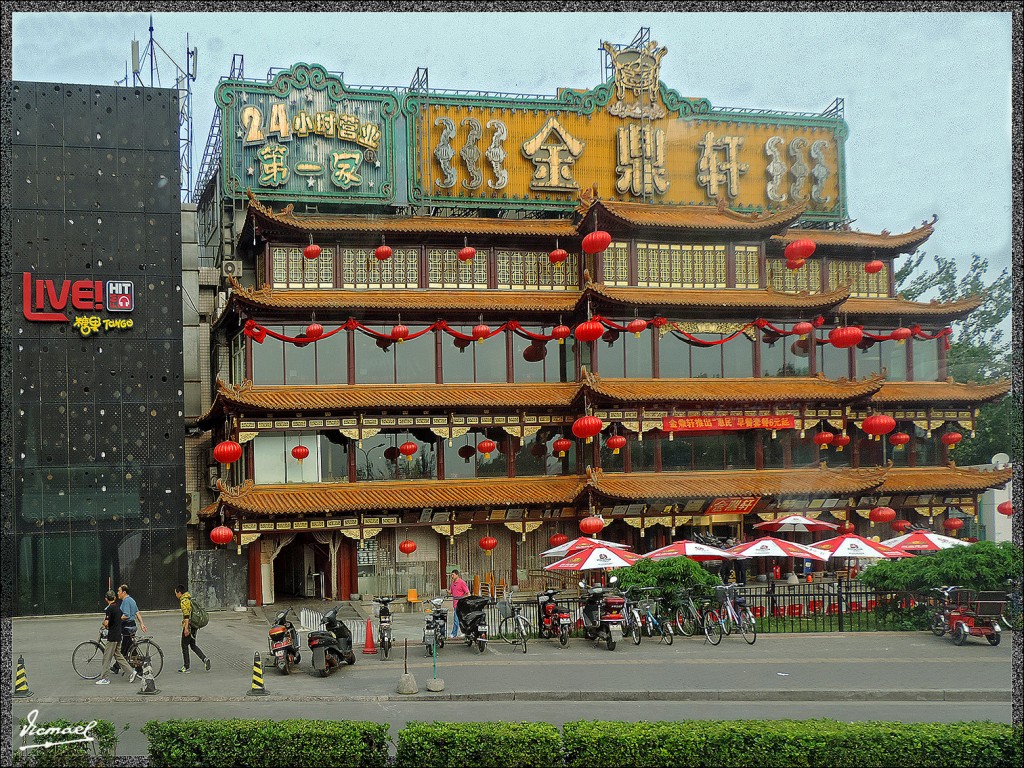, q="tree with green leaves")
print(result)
[894,252,1016,465]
